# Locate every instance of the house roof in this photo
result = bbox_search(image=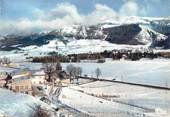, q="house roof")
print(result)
[12,77,30,83]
